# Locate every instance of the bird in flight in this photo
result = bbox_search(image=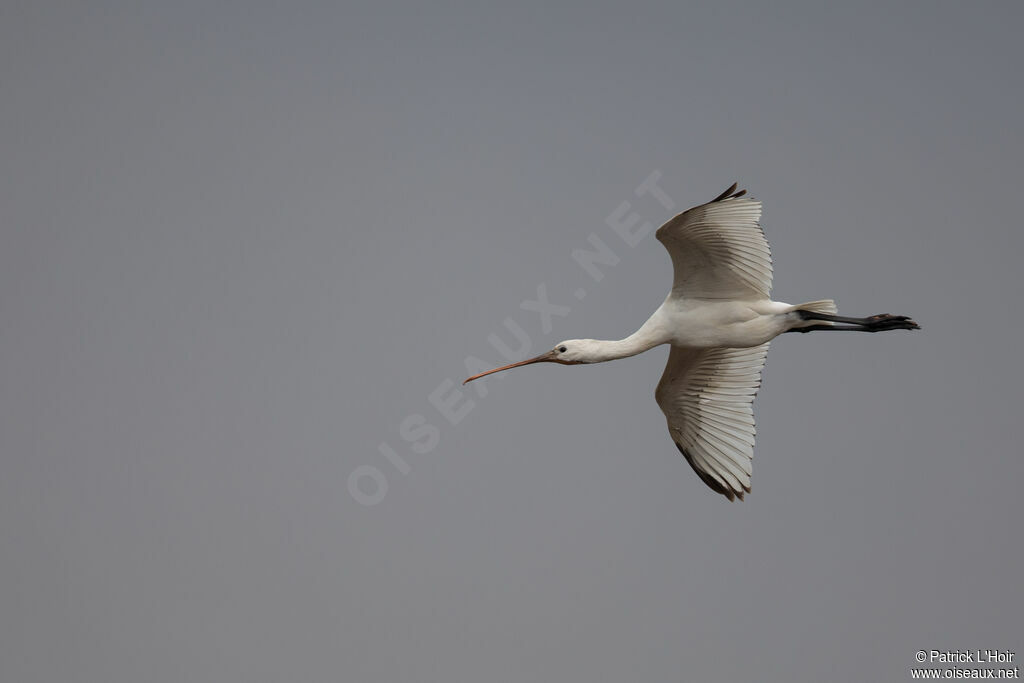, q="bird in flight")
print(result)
[464,184,918,500]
